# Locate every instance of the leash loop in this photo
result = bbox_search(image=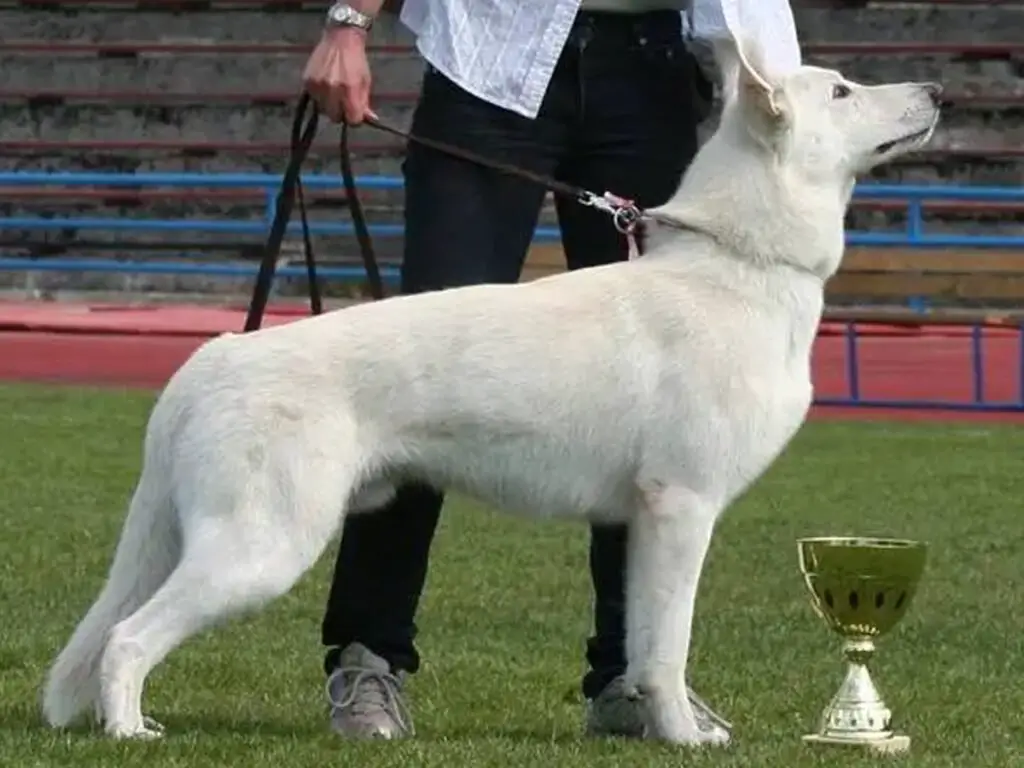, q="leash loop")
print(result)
[340,120,386,301]
[244,94,385,333]
[244,92,320,333]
